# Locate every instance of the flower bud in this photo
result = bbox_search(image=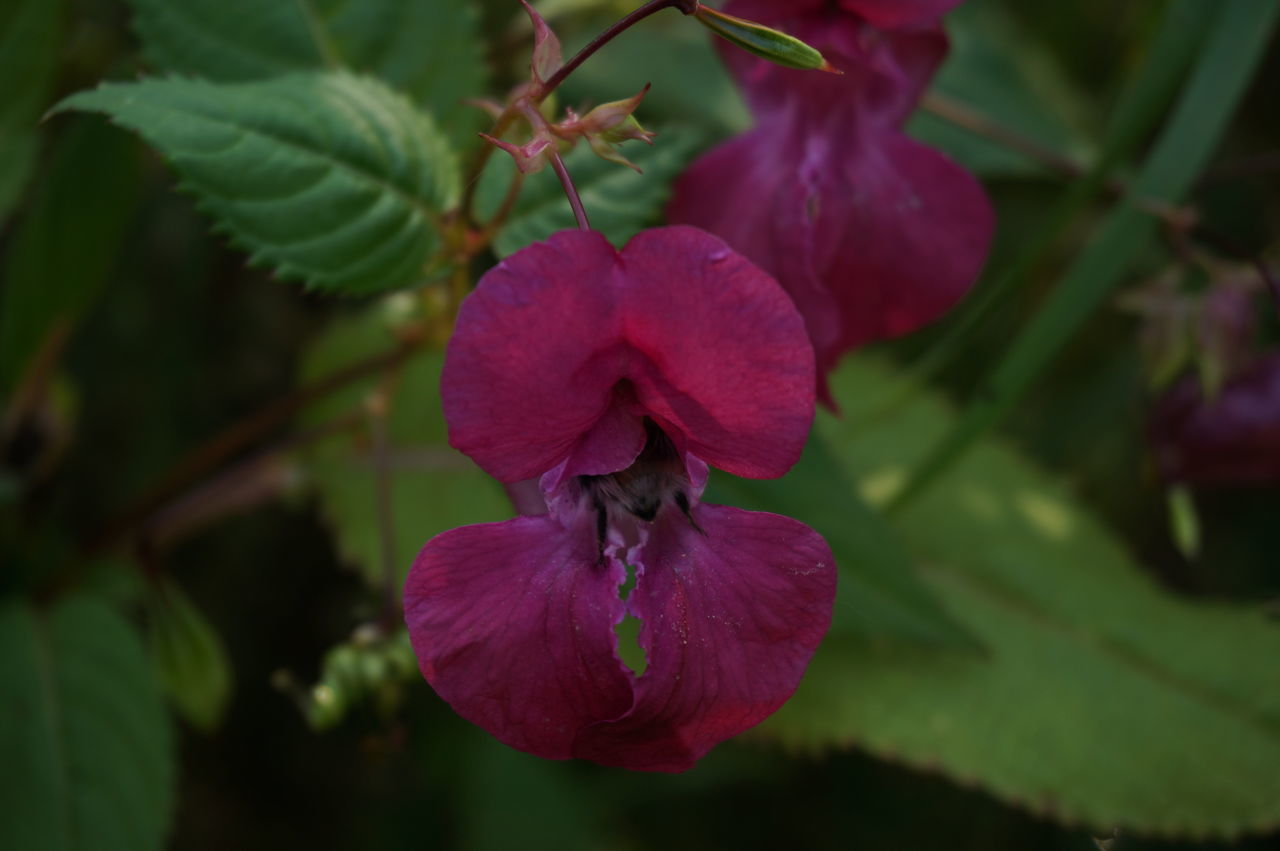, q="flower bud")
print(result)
[693,6,840,73]
[576,85,654,139]
[1149,351,1280,486]
[548,85,656,172]
[521,0,563,87]
[480,132,554,174]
